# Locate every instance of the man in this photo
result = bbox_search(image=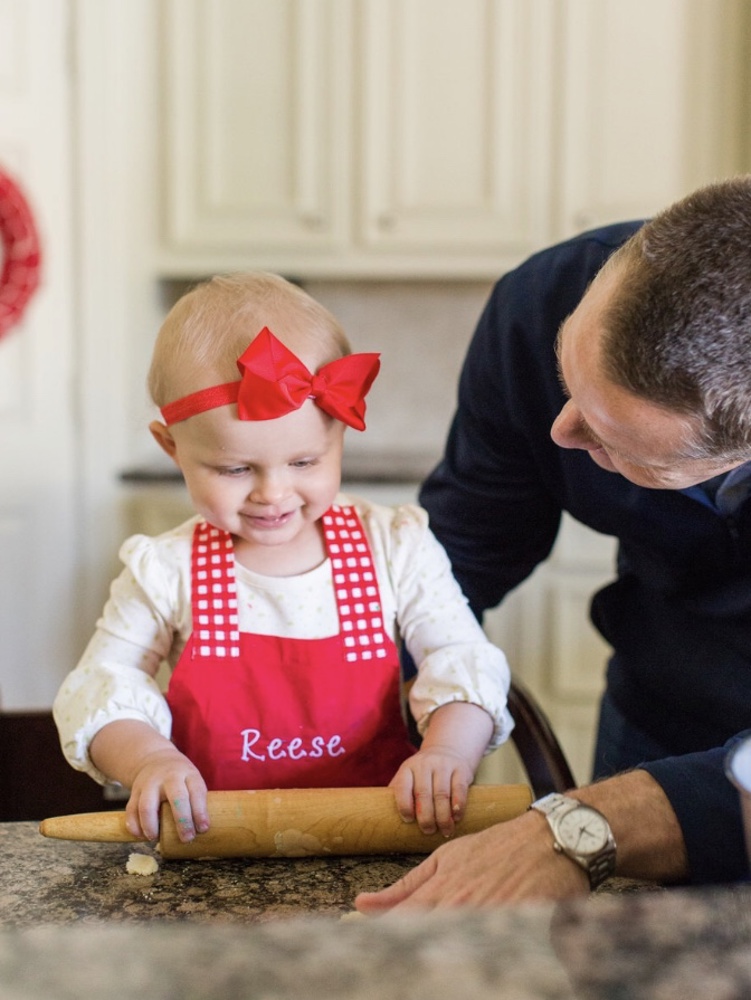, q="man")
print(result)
[356,176,751,911]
